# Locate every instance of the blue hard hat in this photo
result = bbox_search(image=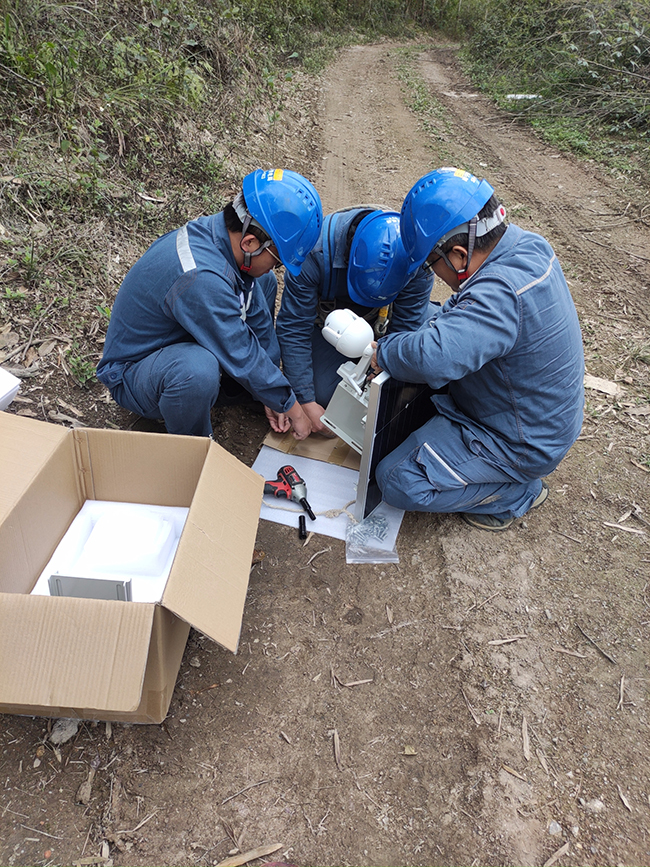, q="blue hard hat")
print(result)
[400,168,495,274]
[347,211,410,307]
[242,169,323,276]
